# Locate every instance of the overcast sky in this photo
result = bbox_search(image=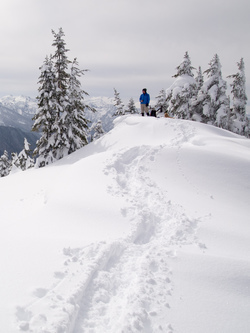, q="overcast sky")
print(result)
[0,0,250,111]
